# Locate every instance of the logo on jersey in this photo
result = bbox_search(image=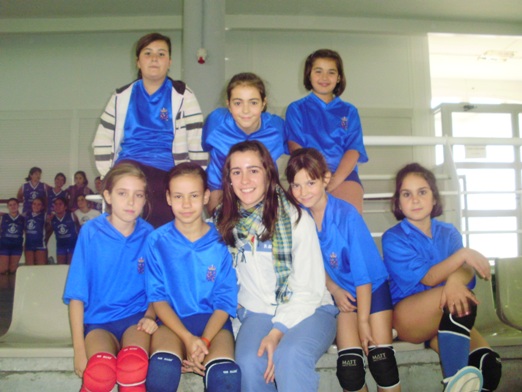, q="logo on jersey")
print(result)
[206,265,216,282]
[8,223,20,235]
[57,224,69,235]
[329,252,338,269]
[30,191,39,200]
[27,219,37,231]
[137,257,145,274]
[160,107,169,121]
[340,116,348,130]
